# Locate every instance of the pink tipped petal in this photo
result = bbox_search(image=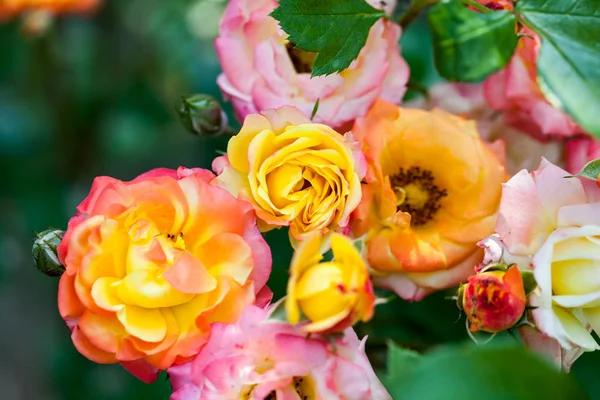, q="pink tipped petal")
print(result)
[497,168,552,255]
[163,252,218,294]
